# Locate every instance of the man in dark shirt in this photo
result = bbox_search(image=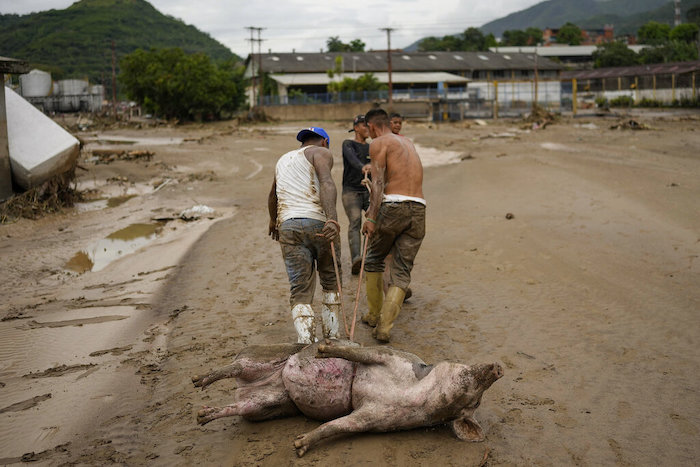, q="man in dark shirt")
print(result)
[341,115,371,275]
